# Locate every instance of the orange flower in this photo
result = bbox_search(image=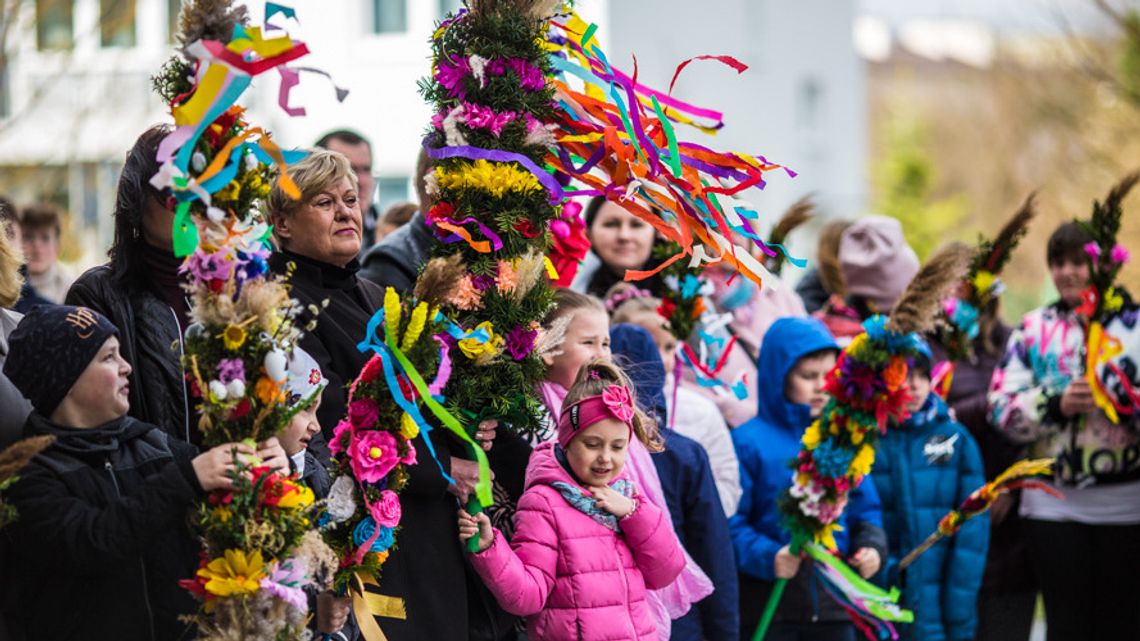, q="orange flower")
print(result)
[692,297,706,318]
[255,376,286,405]
[883,356,908,392]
